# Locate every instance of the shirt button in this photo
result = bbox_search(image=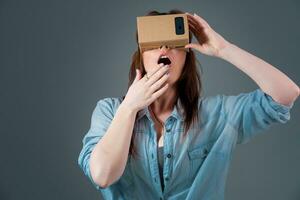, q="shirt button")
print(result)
[165,177,169,181]
[154,178,157,182]
[167,154,172,158]
[166,128,171,132]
